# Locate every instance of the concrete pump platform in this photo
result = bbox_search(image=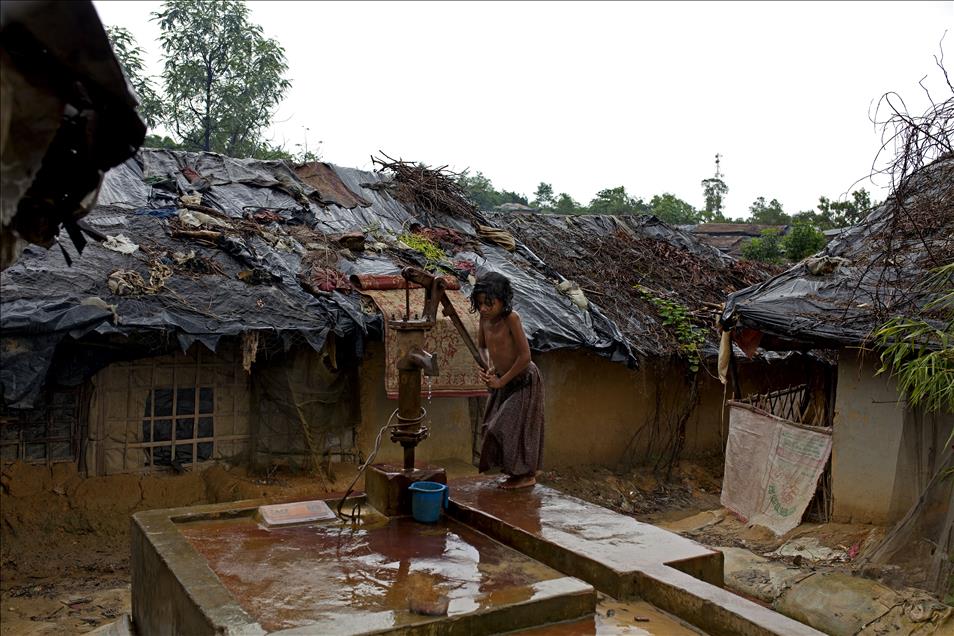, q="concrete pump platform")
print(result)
[131,476,823,635]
